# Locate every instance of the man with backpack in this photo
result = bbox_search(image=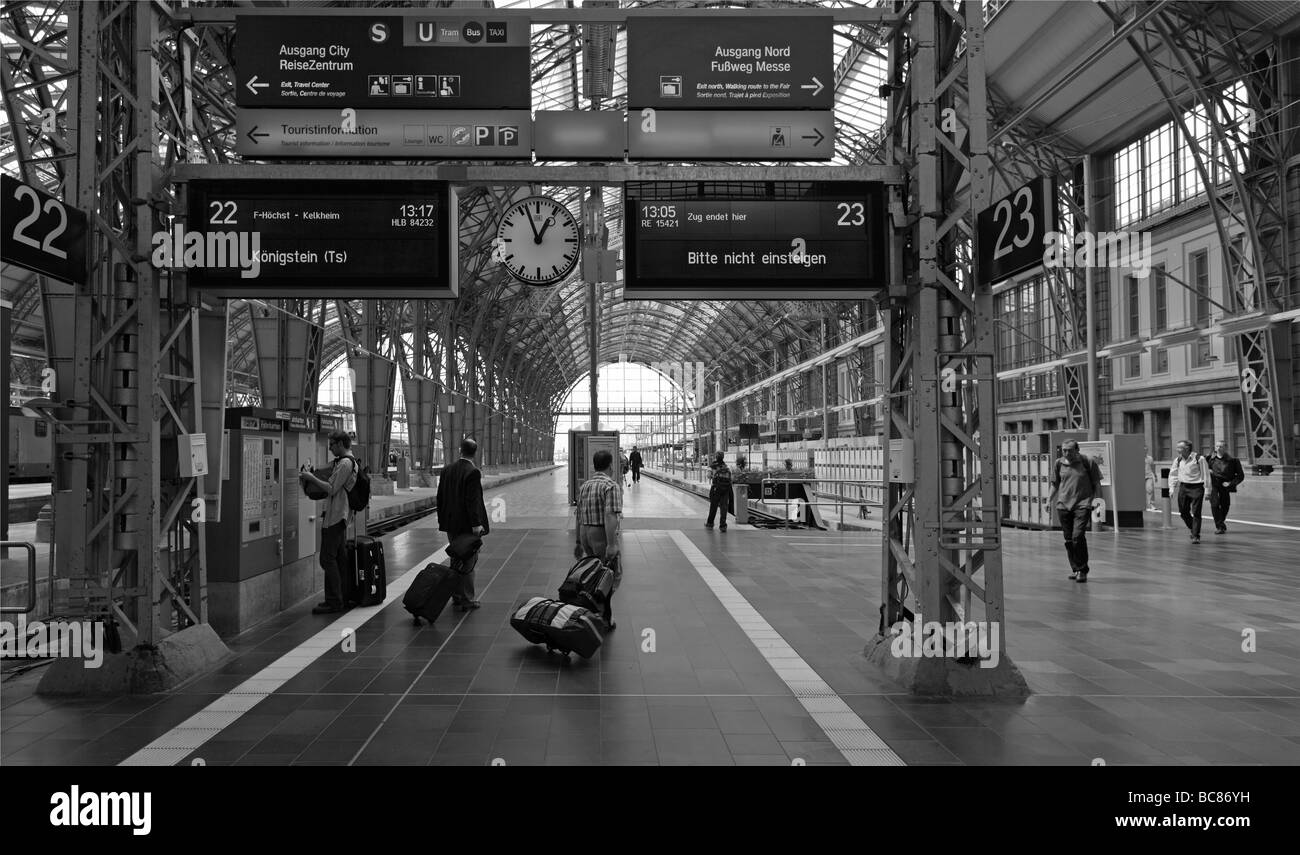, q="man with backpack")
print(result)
[1049,440,1102,583]
[1170,439,1208,543]
[437,438,489,612]
[705,451,733,532]
[299,429,360,614]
